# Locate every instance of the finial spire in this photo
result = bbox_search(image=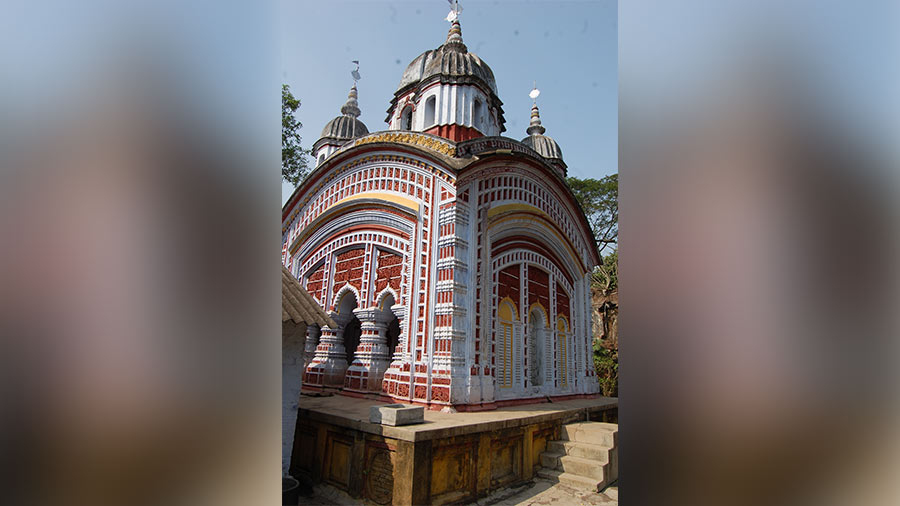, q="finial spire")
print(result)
[445,19,465,48]
[526,103,546,136]
[340,83,361,118]
[444,1,466,51]
[527,83,544,135]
